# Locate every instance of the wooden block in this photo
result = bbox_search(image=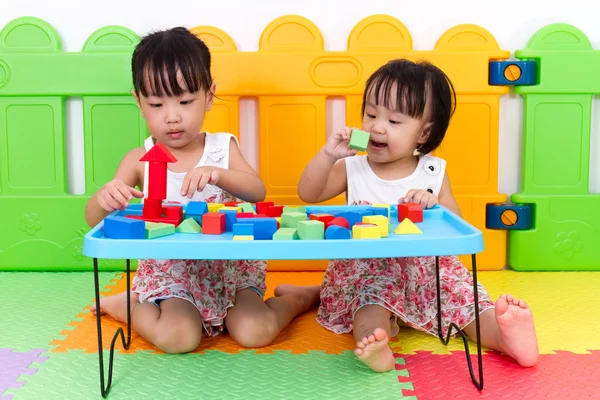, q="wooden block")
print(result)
[325,216,350,229]
[233,235,254,240]
[325,225,351,240]
[237,212,255,219]
[363,215,389,237]
[243,218,278,240]
[202,212,226,234]
[283,206,299,213]
[218,209,238,231]
[372,204,390,218]
[398,202,423,223]
[273,228,298,240]
[266,205,285,217]
[352,224,381,239]
[233,223,254,236]
[220,206,242,212]
[310,213,335,224]
[256,201,274,215]
[176,218,202,233]
[207,203,224,213]
[104,216,145,239]
[281,212,307,229]
[145,222,176,239]
[239,202,256,214]
[297,220,325,240]
[349,128,370,151]
[394,218,423,235]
